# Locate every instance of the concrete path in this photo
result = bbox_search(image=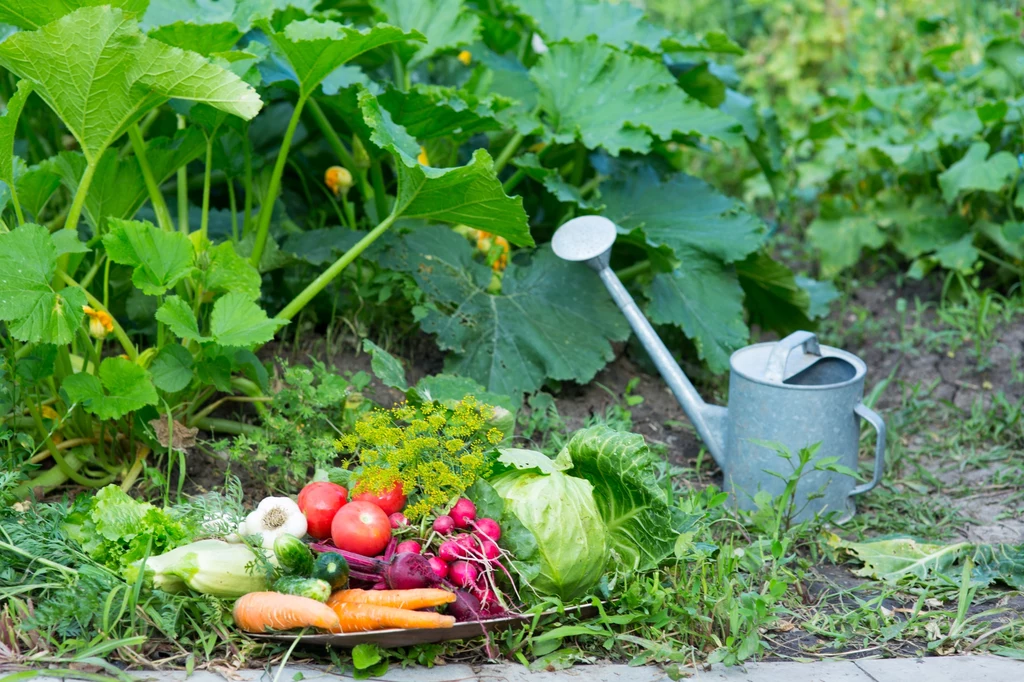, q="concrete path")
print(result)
[7,656,1023,682]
